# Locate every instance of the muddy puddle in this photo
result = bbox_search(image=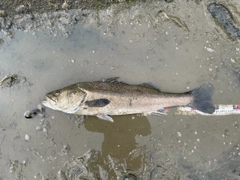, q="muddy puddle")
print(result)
[0,0,240,179]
